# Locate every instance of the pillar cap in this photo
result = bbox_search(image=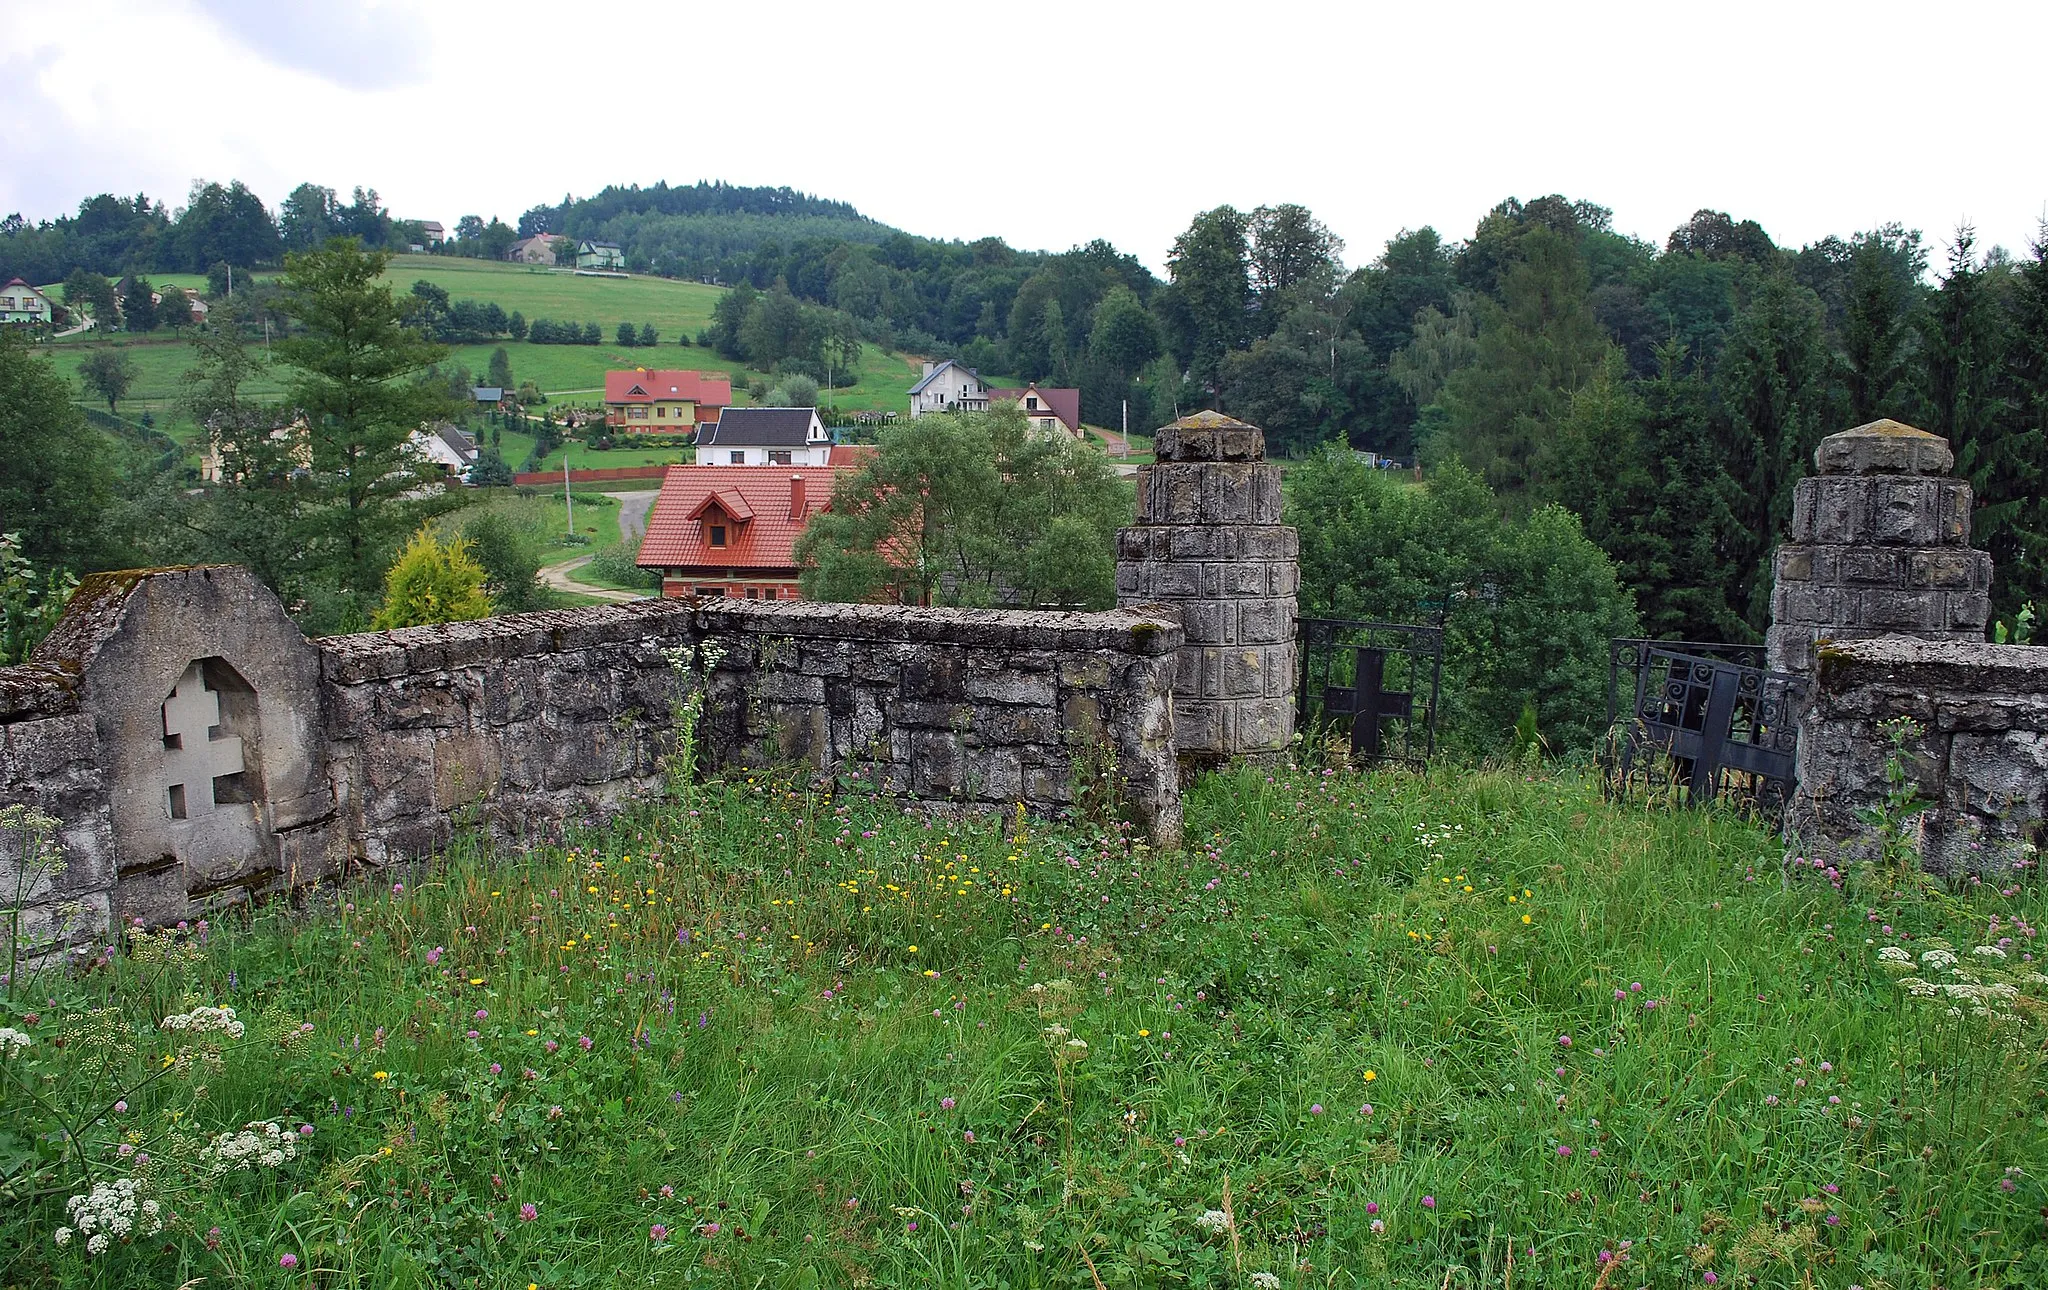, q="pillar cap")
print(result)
[1155,410,1266,463]
[1815,420,1954,476]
